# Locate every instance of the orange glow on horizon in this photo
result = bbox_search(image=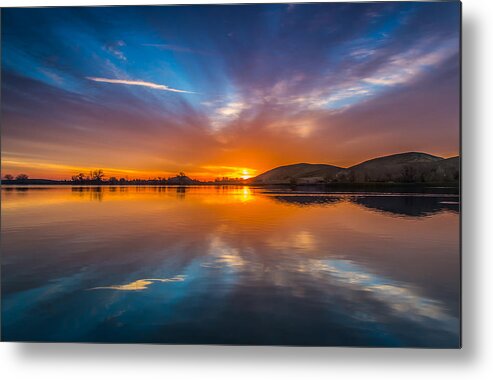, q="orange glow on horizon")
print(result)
[0,158,260,181]
[241,169,251,180]
[1,151,460,182]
